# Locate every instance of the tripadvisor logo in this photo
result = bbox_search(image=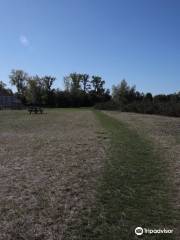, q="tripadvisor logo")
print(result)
[135,227,173,236]
[135,227,143,236]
